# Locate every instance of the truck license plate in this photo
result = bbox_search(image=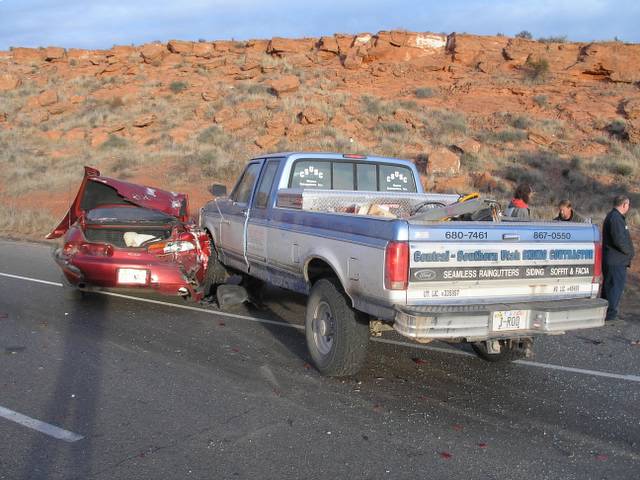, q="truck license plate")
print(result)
[117,268,148,285]
[492,310,527,331]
